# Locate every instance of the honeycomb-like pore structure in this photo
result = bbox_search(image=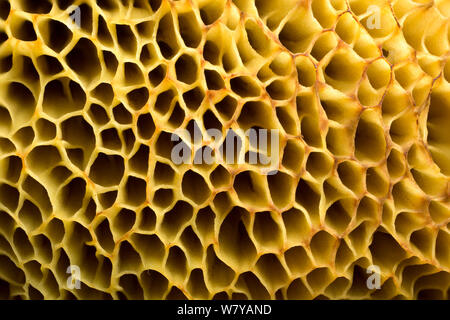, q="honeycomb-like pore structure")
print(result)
[0,0,449,300]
